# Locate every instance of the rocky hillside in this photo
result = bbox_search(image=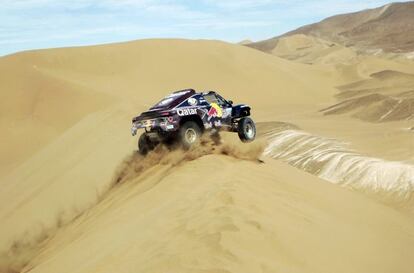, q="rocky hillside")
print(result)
[248,2,414,55]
